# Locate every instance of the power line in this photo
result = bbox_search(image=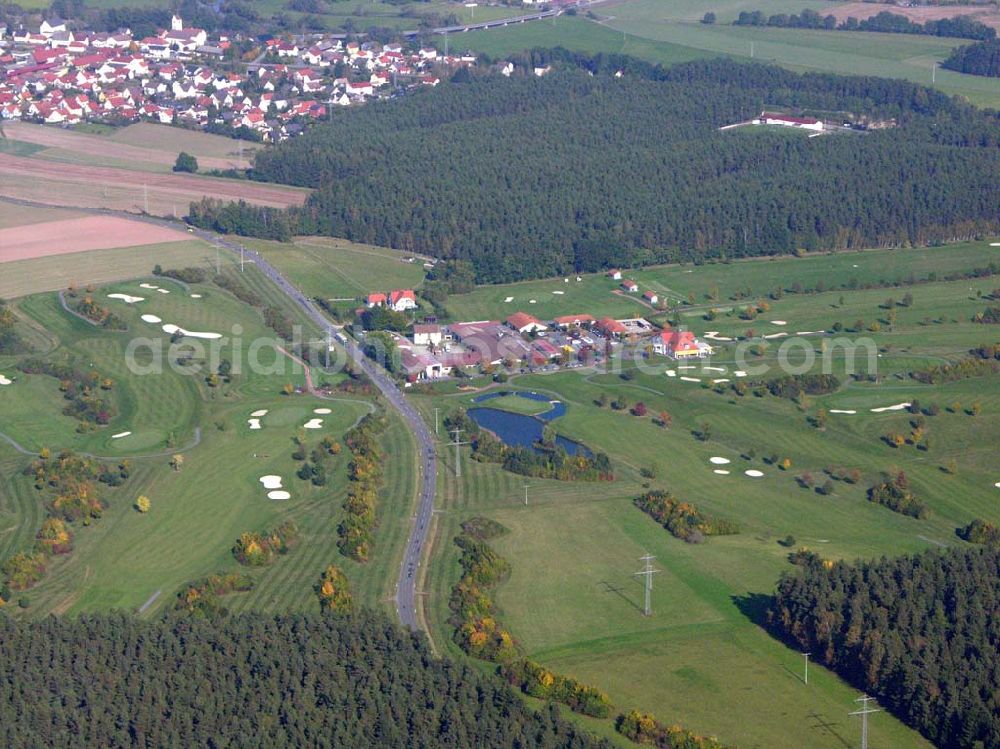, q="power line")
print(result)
[849,695,881,749]
[448,428,469,477]
[633,553,660,617]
